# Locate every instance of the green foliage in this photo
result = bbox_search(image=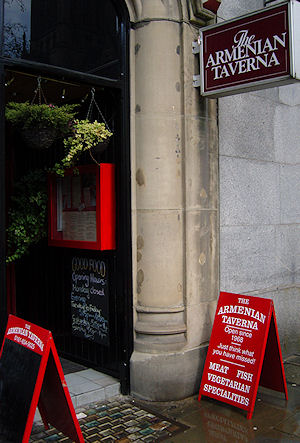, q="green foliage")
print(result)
[5,102,78,134]
[52,119,112,176]
[5,114,113,263]
[6,170,48,264]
